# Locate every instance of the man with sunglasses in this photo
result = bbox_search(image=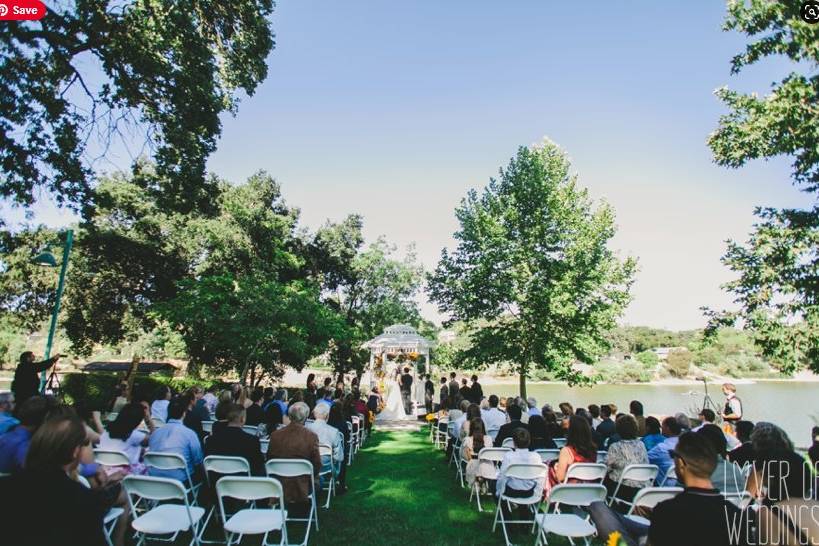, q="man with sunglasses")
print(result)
[588,431,749,545]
